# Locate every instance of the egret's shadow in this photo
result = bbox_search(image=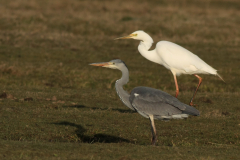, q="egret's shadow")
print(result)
[63,105,86,108]
[90,107,135,113]
[52,121,130,143]
[63,104,135,113]
[112,108,135,113]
